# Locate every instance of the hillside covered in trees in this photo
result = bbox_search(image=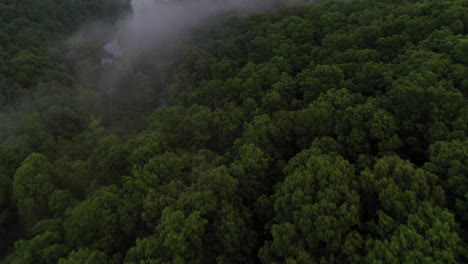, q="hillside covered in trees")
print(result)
[1,0,468,263]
